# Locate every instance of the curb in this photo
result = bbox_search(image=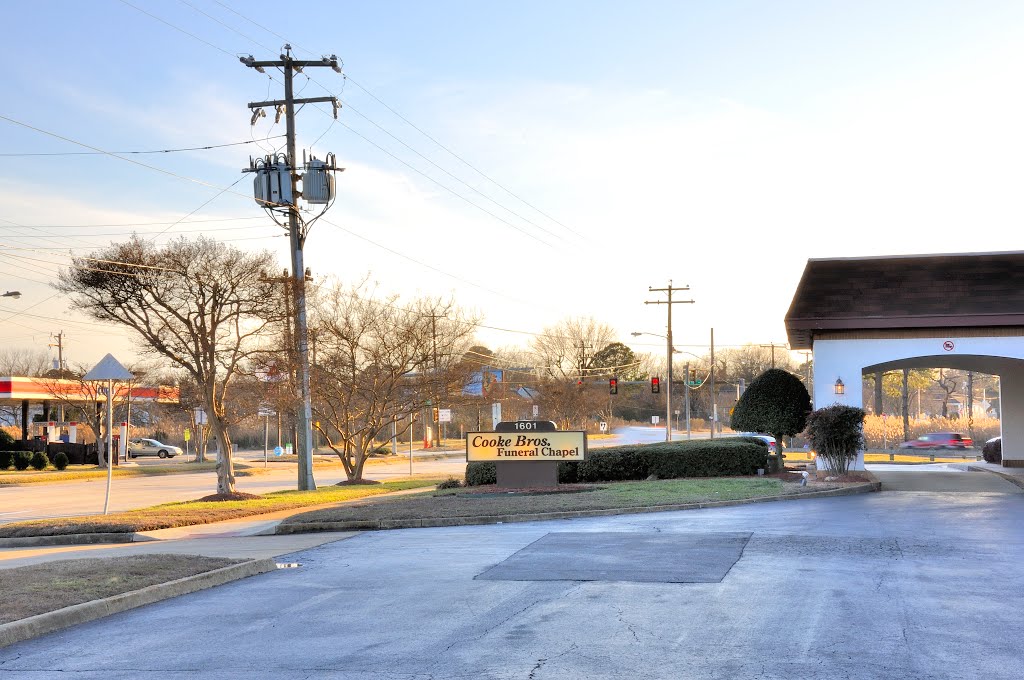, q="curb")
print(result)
[0,533,140,548]
[0,558,277,649]
[967,465,1024,490]
[276,482,880,534]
